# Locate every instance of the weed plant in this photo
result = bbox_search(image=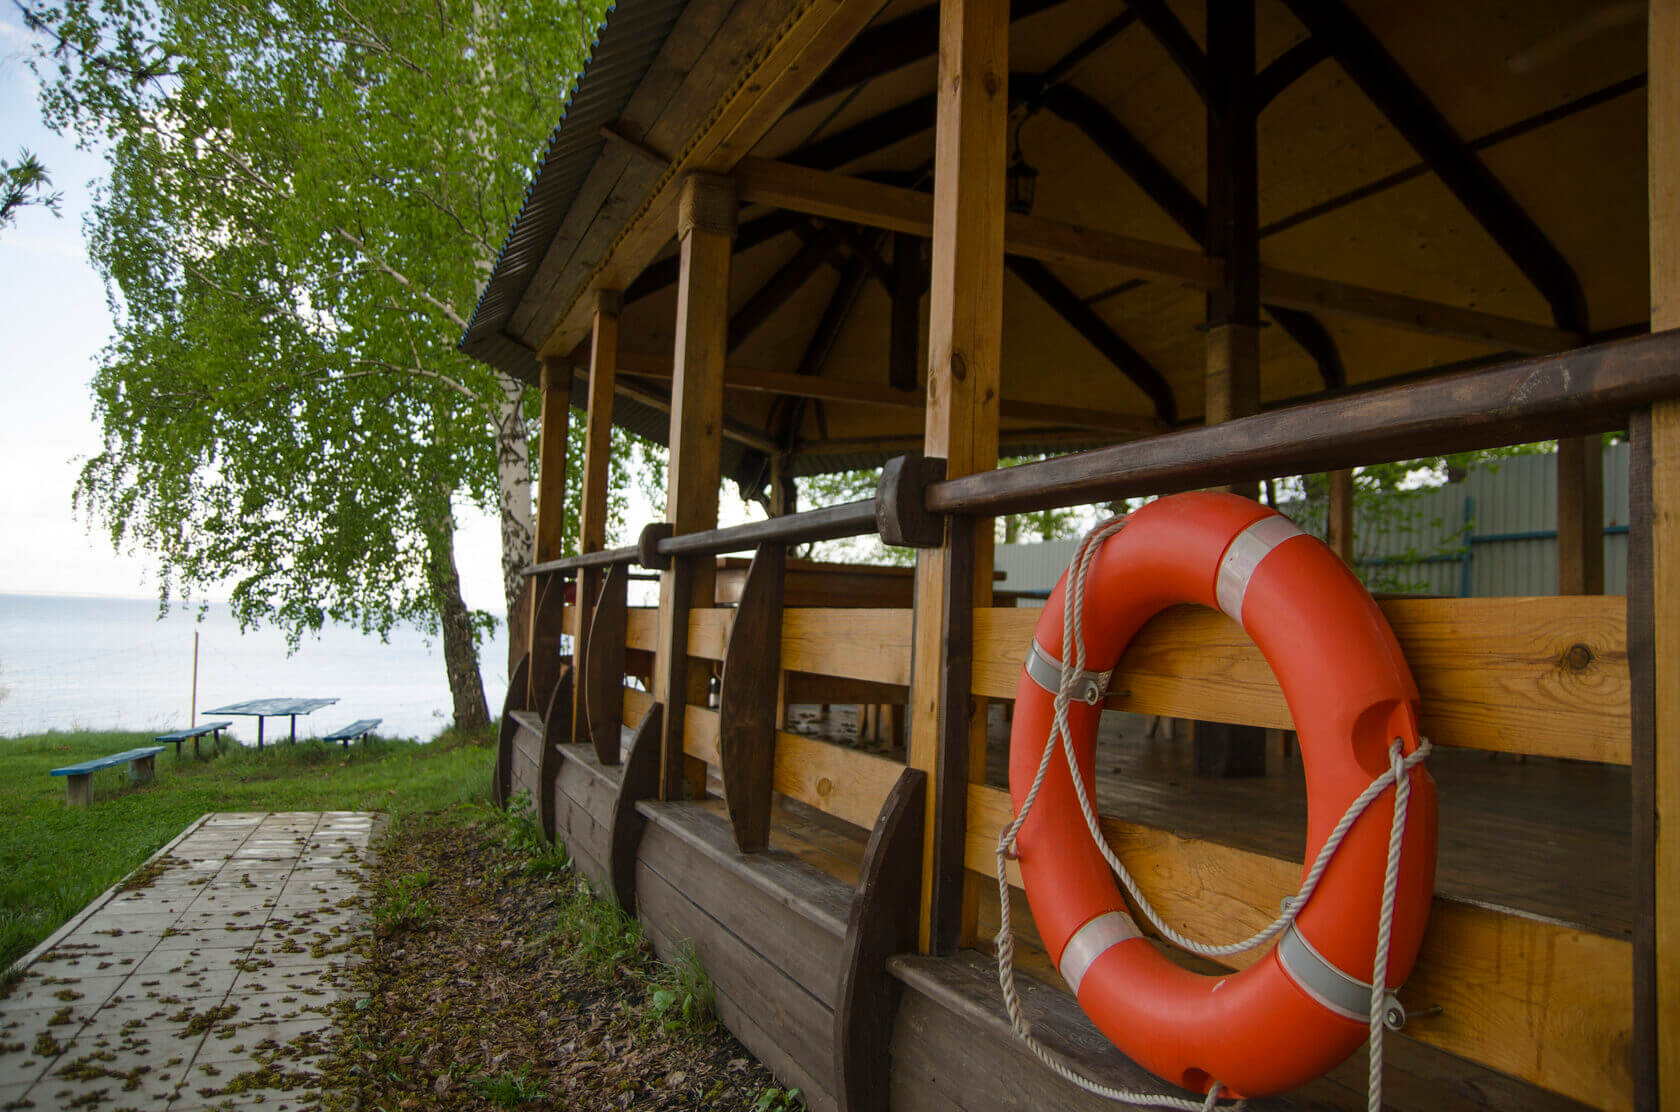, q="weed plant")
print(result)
[371,870,437,935]
[485,799,721,1037]
[472,1065,548,1108]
